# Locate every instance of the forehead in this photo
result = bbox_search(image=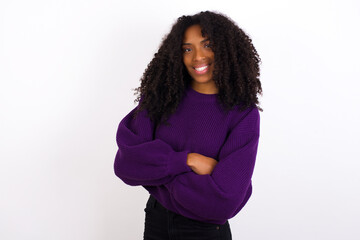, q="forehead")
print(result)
[182,24,208,42]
